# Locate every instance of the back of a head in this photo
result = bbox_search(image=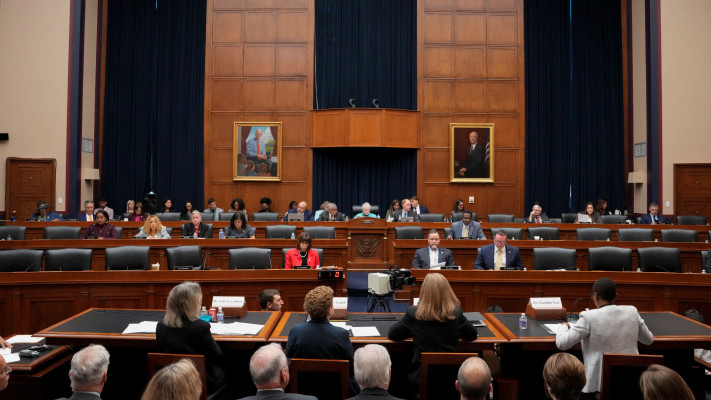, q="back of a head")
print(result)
[639,364,694,400]
[249,343,287,387]
[457,357,491,400]
[354,344,391,390]
[70,344,110,392]
[542,353,585,400]
[164,281,202,328]
[592,277,617,302]
[416,272,459,322]
[142,359,202,400]
[303,285,333,320]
